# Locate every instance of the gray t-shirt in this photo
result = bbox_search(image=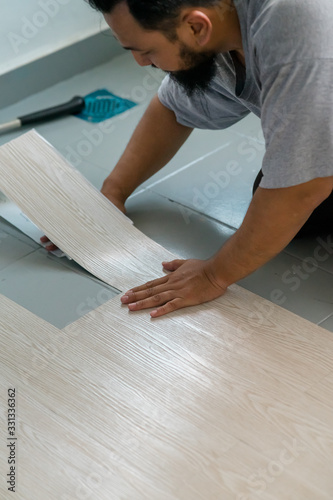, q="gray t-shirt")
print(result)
[158,0,333,188]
